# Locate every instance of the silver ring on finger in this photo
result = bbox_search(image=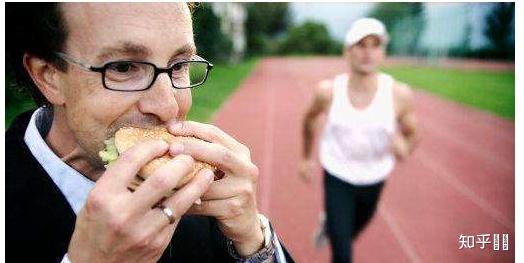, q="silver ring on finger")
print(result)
[157,204,176,225]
